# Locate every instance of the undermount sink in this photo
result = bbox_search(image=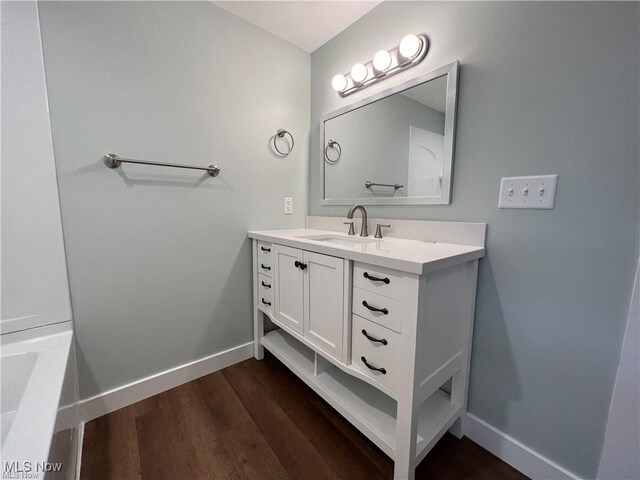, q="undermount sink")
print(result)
[297,234,379,247]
